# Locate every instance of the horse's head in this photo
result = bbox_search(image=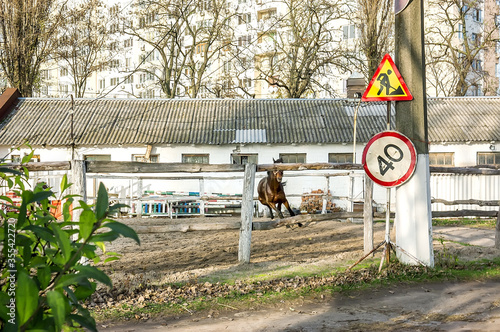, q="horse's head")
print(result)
[272,169,283,182]
[271,157,284,182]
